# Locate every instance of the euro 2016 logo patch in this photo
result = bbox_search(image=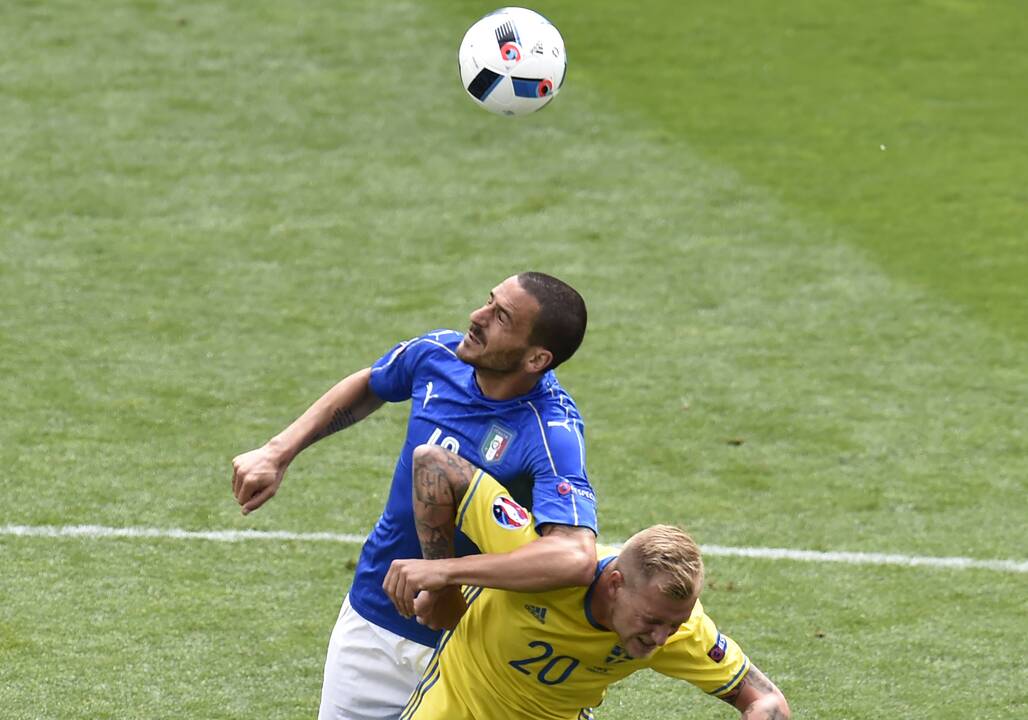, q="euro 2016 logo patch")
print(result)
[708,632,728,663]
[492,495,530,529]
[480,423,515,465]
